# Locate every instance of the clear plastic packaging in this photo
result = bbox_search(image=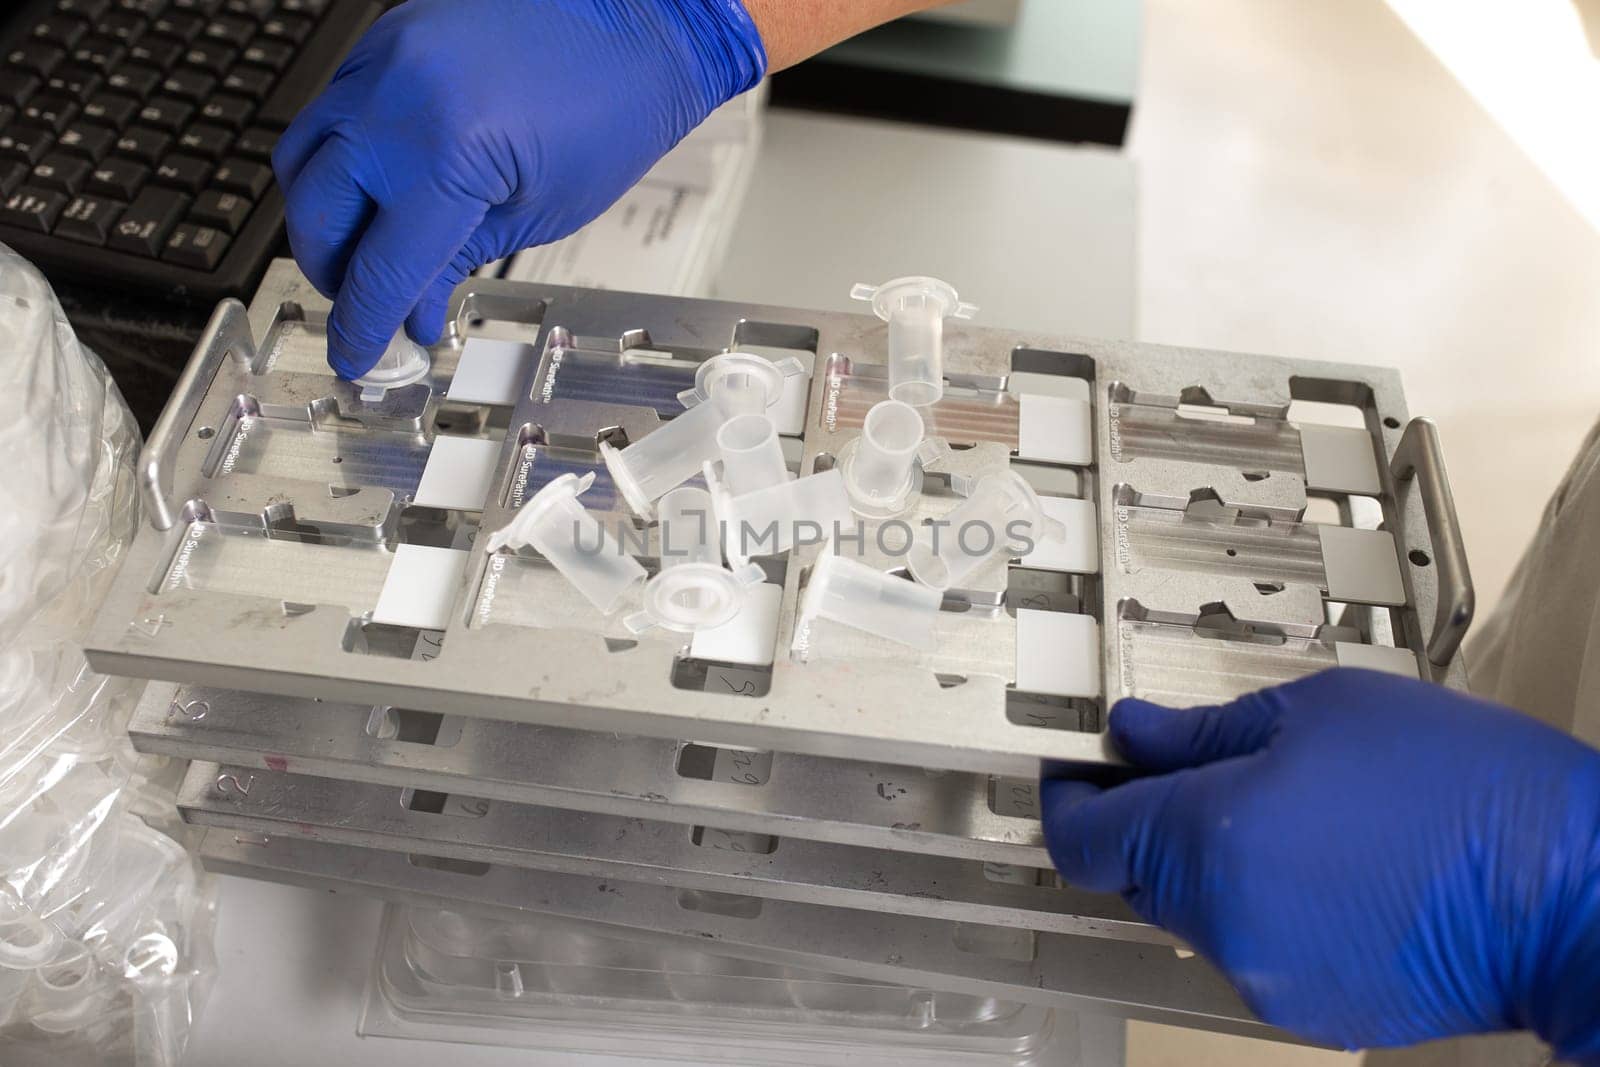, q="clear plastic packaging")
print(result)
[850,277,977,407]
[839,400,949,517]
[625,487,763,635]
[906,471,1067,592]
[797,553,943,652]
[361,905,1080,1066]
[352,334,432,402]
[484,472,647,615]
[0,244,216,1066]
